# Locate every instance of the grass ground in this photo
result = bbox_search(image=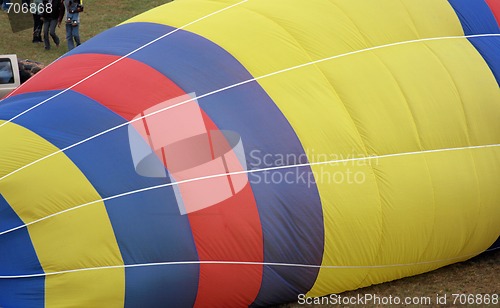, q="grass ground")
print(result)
[1,1,499,306]
[0,0,172,64]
